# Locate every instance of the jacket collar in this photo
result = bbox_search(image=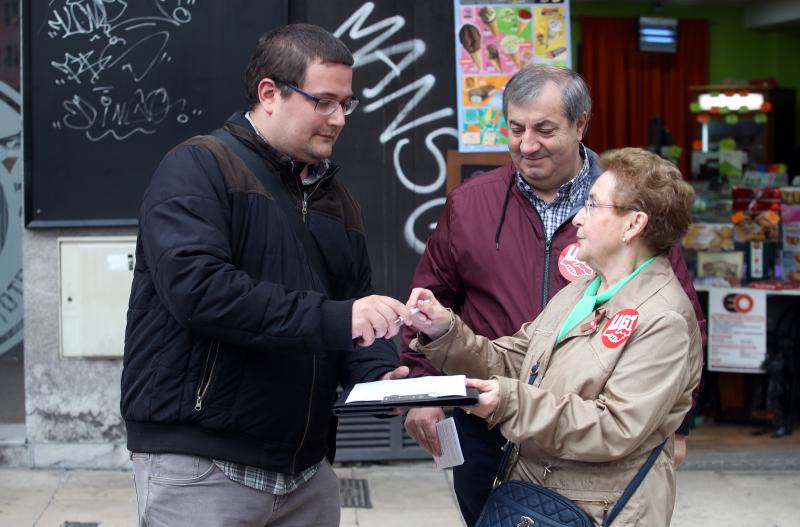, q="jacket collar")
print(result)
[558,254,673,343]
[602,254,673,317]
[495,146,601,250]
